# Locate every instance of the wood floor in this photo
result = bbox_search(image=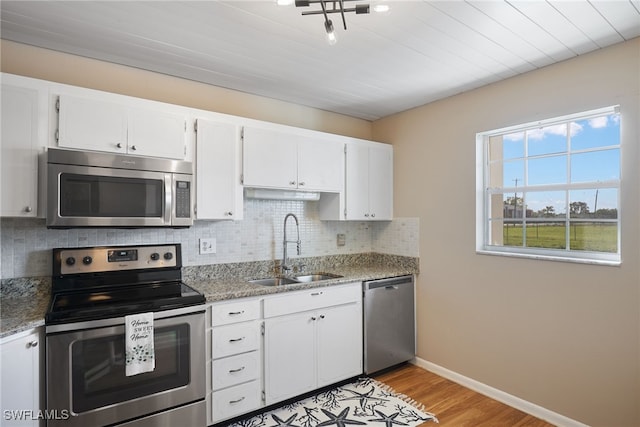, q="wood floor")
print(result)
[374,364,556,427]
